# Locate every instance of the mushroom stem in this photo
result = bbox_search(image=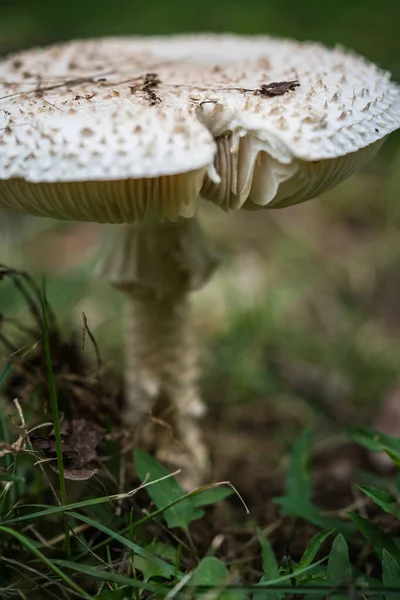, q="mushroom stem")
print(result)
[97,216,218,487]
[124,287,207,470]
